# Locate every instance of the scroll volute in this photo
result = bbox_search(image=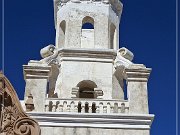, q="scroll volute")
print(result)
[0,72,41,135]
